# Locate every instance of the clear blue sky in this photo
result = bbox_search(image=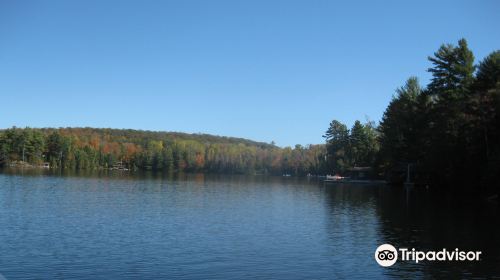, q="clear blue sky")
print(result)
[1,0,499,147]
